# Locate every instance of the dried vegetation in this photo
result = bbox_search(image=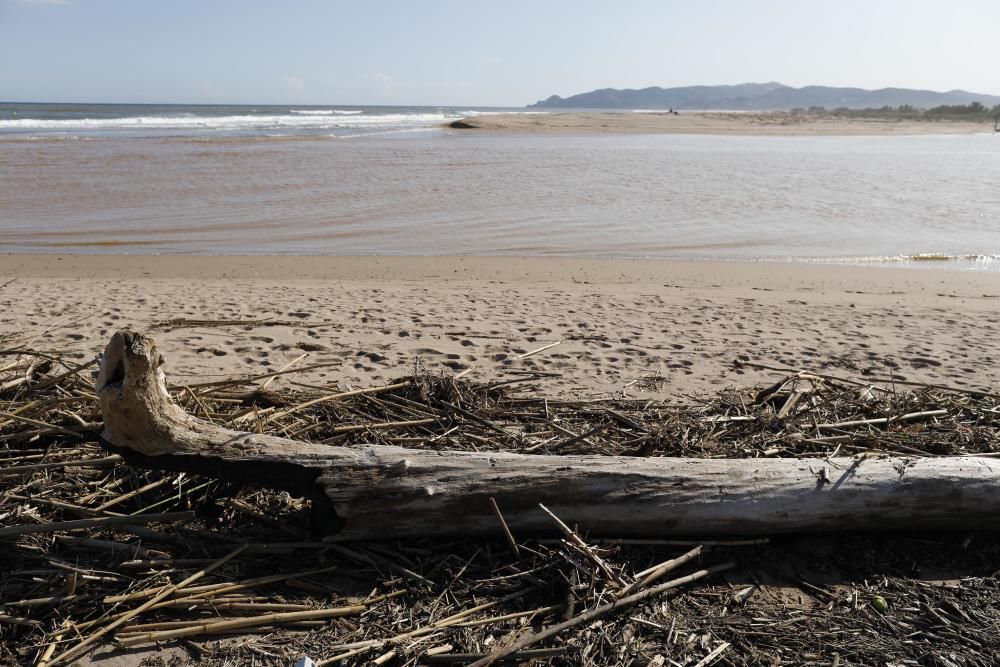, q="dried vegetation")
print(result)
[2,335,1000,666]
